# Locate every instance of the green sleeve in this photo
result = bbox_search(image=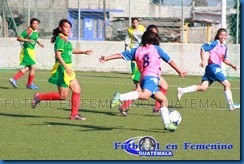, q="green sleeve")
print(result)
[55,37,65,52]
[19,29,28,38]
